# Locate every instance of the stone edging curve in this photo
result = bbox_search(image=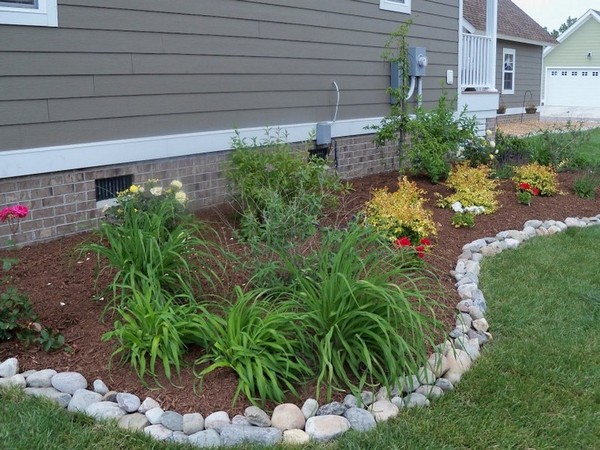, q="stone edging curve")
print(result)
[1,214,599,447]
